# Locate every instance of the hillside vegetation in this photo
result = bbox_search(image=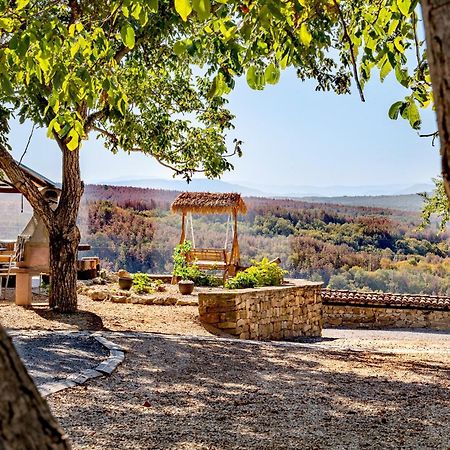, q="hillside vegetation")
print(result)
[80,185,450,296]
[2,185,448,295]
